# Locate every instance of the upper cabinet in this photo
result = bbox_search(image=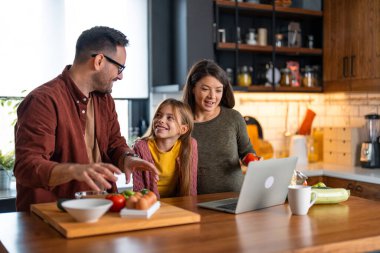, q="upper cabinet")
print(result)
[214,0,323,92]
[323,0,380,92]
